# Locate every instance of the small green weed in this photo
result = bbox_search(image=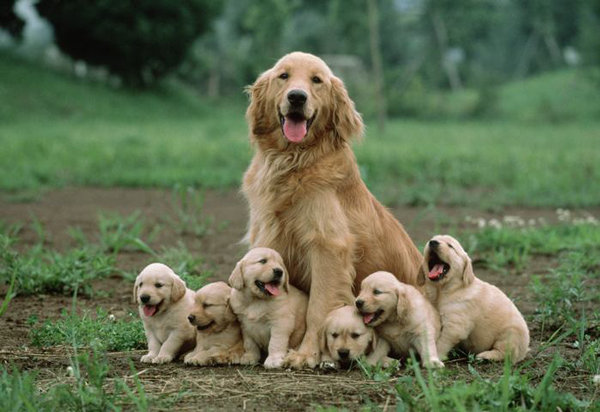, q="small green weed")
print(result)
[168,185,214,238]
[98,211,159,254]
